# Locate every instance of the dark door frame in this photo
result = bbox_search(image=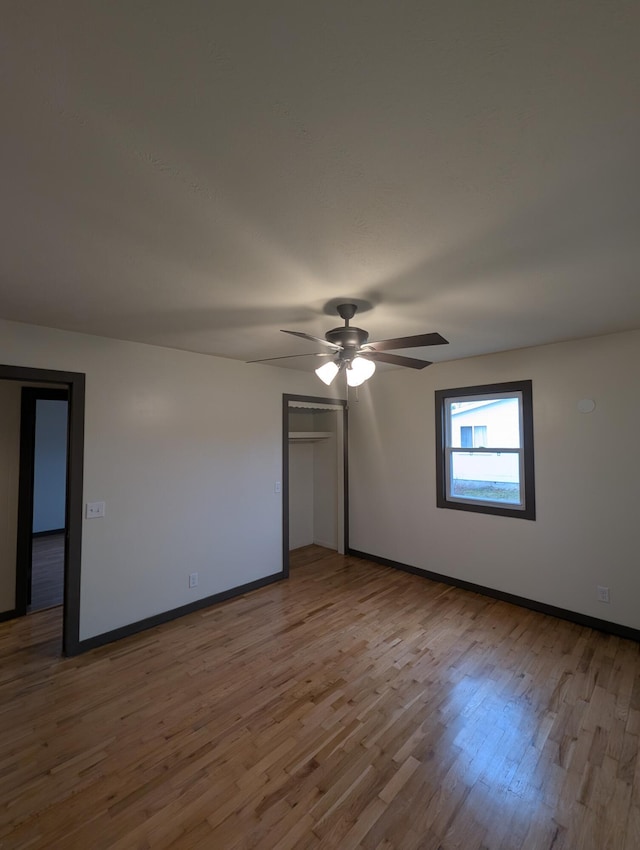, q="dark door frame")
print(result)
[1,364,85,656]
[282,394,348,577]
[17,388,69,614]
